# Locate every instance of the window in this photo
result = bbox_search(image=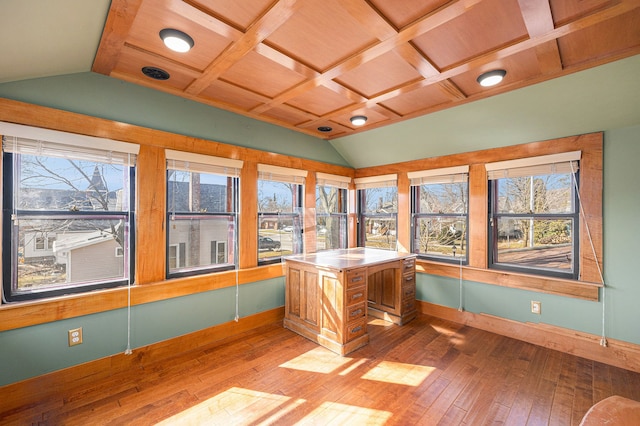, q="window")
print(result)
[2,125,137,302]
[316,172,349,252]
[35,234,55,251]
[211,240,227,264]
[166,150,241,278]
[355,174,397,251]
[487,151,580,279]
[410,166,469,263]
[257,164,305,264]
